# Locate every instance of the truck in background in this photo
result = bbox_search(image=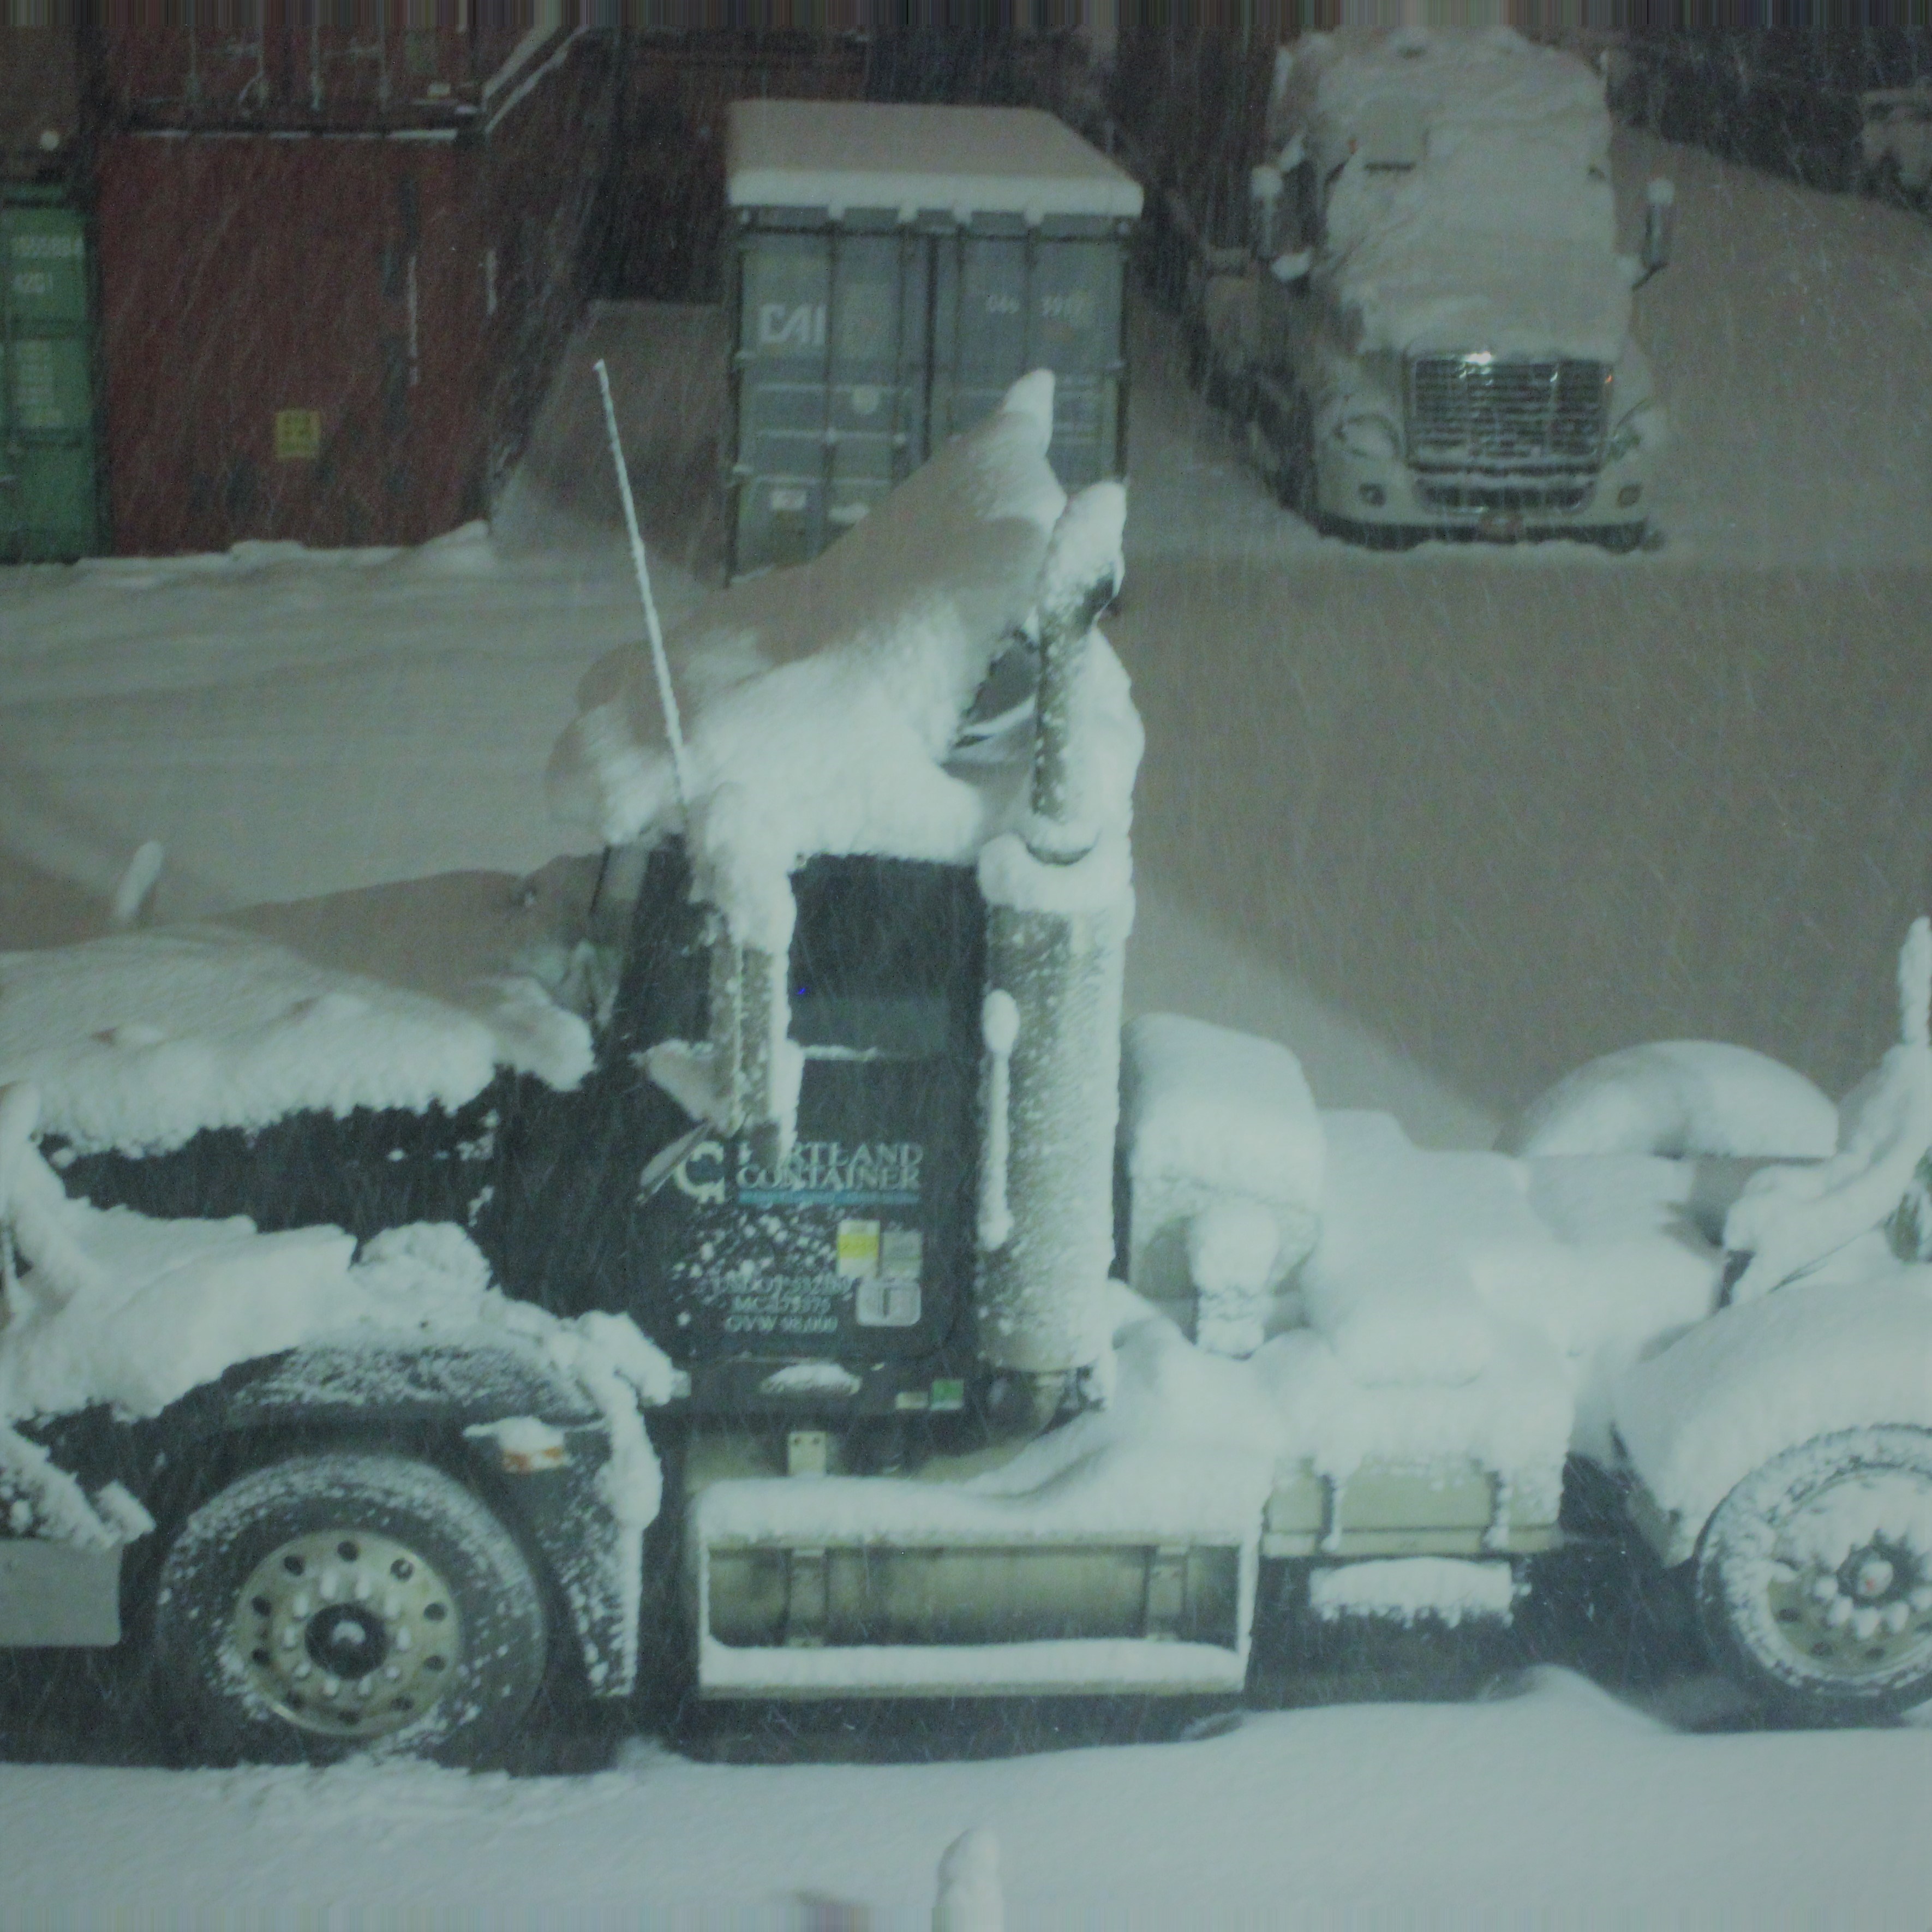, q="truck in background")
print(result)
[1186,28,1673,550]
